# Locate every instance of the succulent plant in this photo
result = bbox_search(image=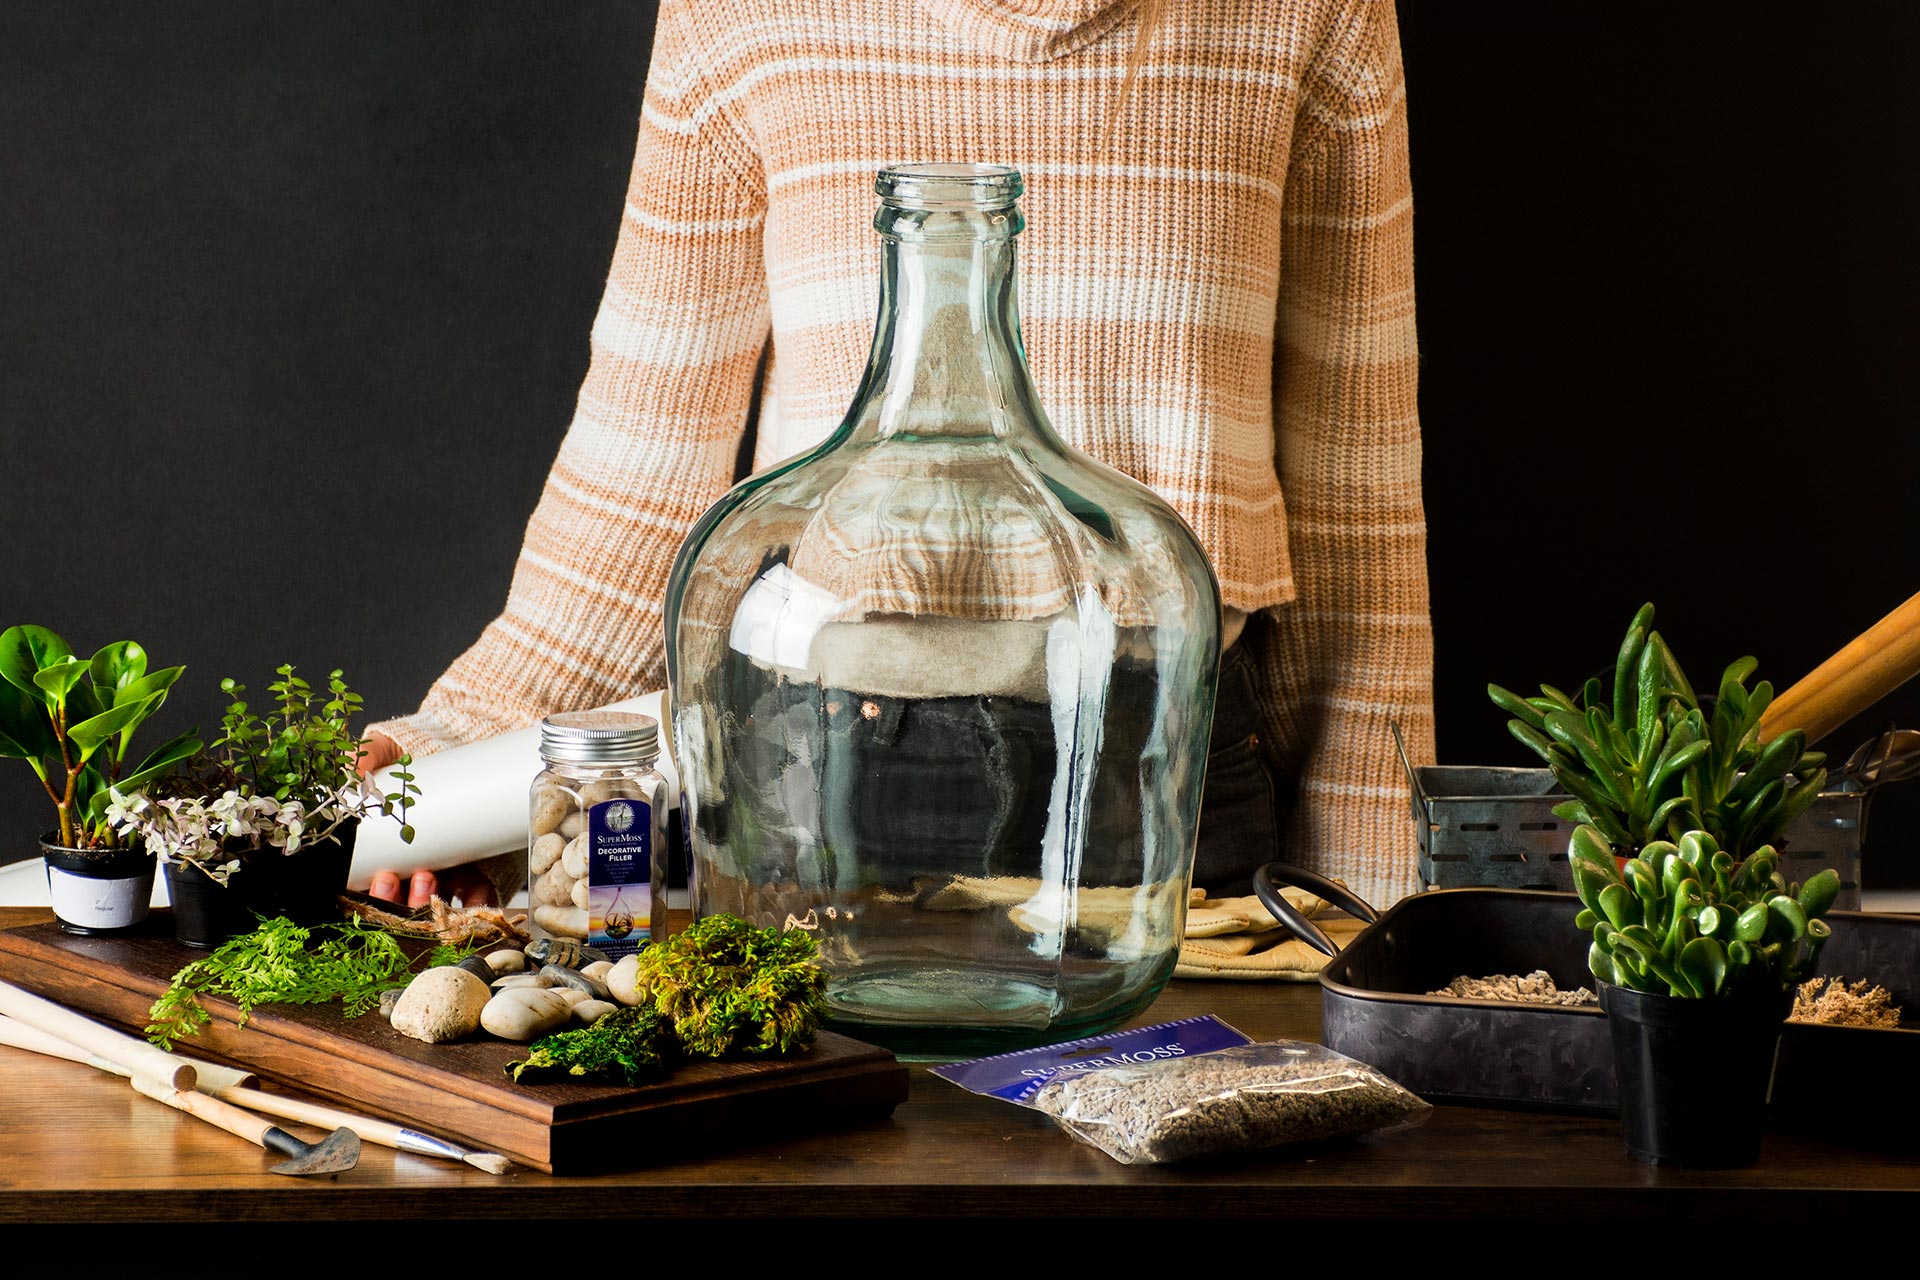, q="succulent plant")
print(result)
[1569,824,1839,998]
[1488,603,1827,858]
